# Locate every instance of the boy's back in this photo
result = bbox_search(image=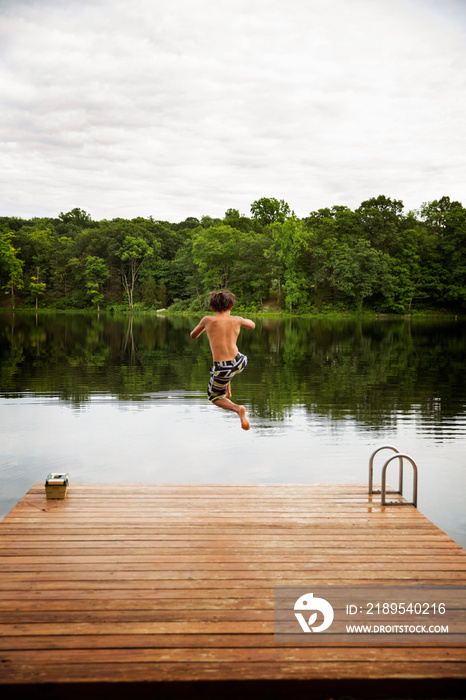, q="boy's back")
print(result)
[194,313,253,361]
